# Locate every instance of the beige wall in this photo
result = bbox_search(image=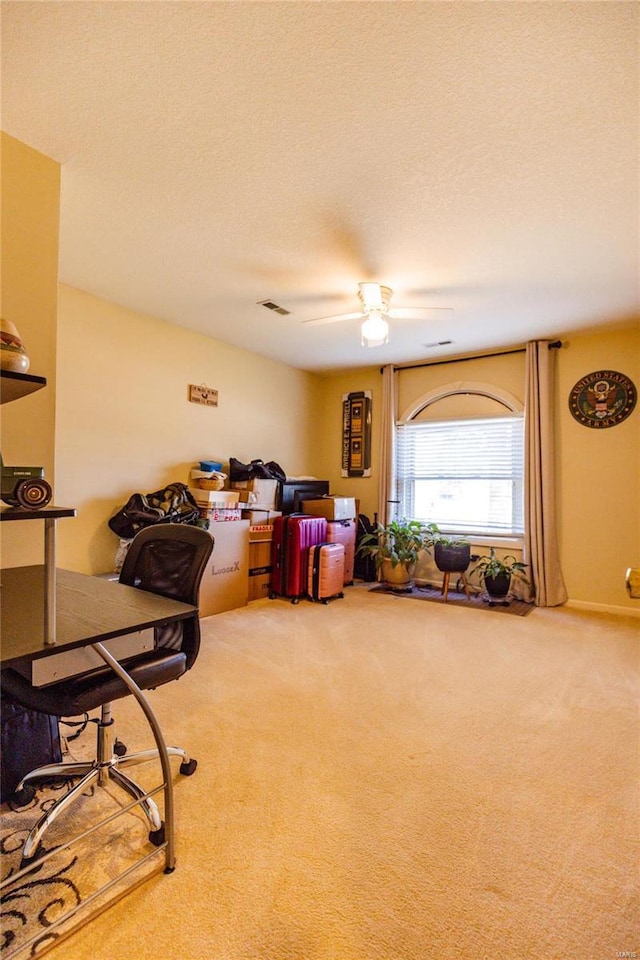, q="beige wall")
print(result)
[55,285,323,574]
[556,325,639,613]
[315,368,382,520]
[397,351,526,420]
[0,132,60,567]
[317,334,640,613]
